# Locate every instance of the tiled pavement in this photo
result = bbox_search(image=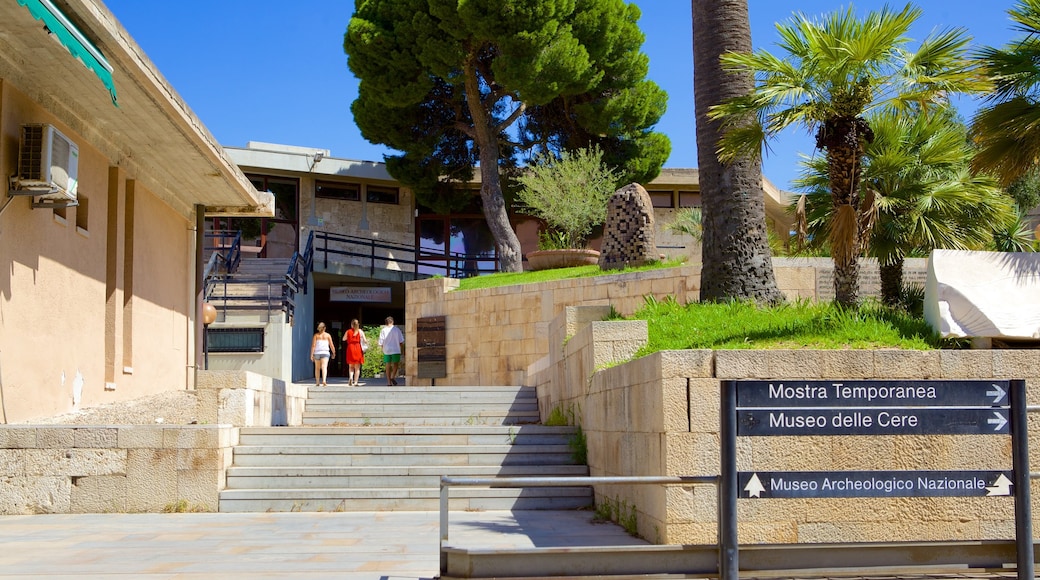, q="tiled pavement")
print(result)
[0,510,1023,579]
